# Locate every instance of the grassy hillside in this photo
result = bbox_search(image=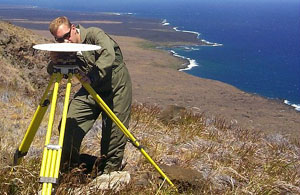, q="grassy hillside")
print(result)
[0,20,299,194]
